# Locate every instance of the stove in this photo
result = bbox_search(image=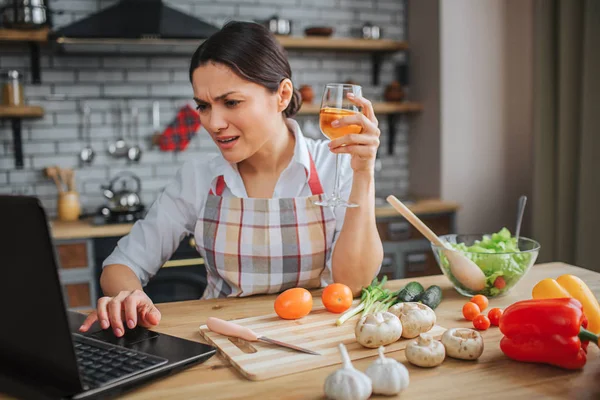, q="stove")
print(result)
[91,206,147,226]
